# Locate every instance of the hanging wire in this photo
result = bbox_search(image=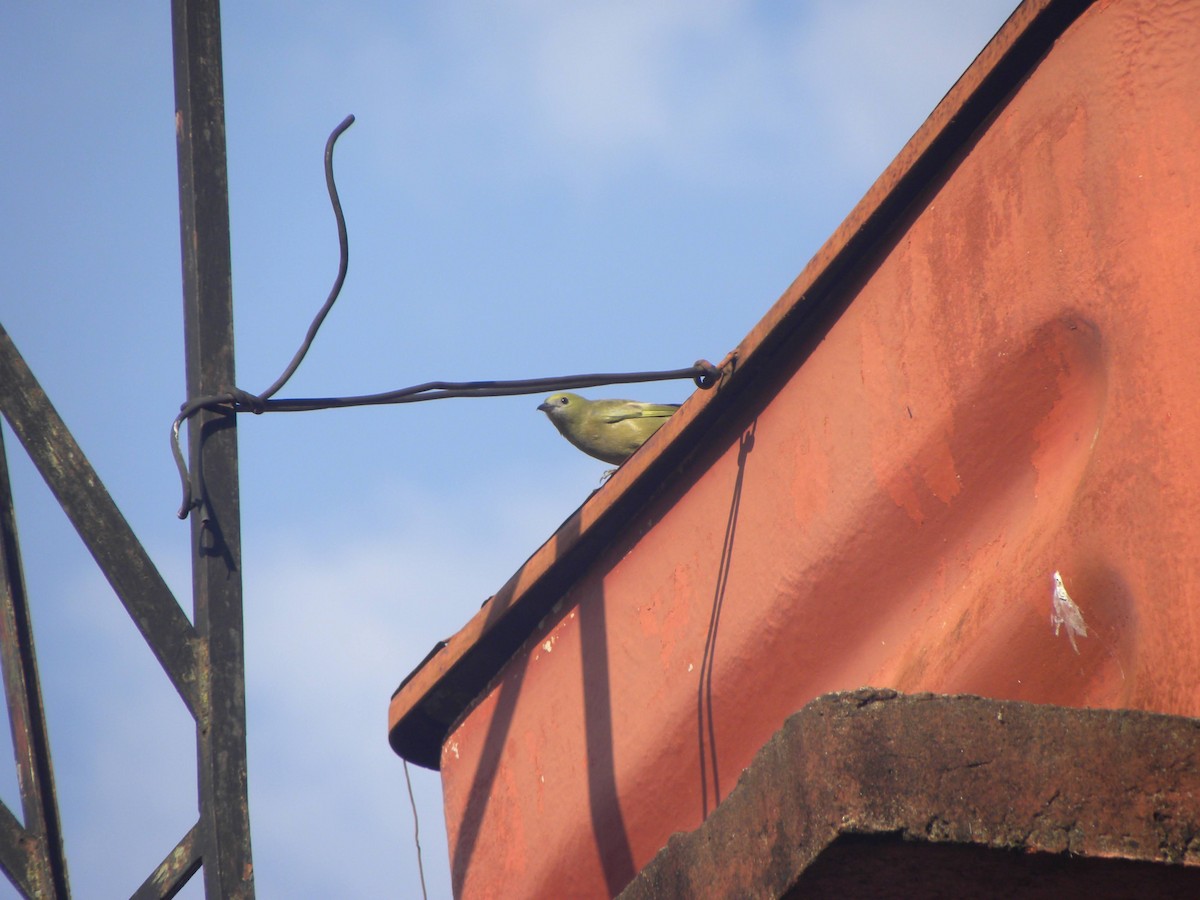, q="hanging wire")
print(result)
[403,760,429,900]
[172,115,723,519]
